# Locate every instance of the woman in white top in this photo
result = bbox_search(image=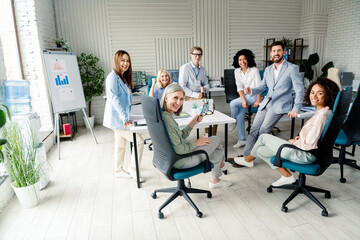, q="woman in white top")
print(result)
[229,49,262,148]
[238,78,340,187]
